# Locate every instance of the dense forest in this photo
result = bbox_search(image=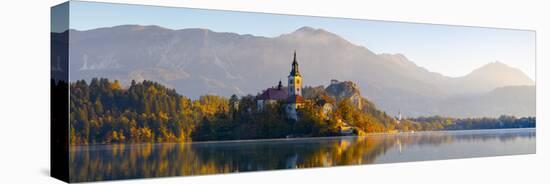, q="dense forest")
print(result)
[402,116,535,131]
[69,78,535,145]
